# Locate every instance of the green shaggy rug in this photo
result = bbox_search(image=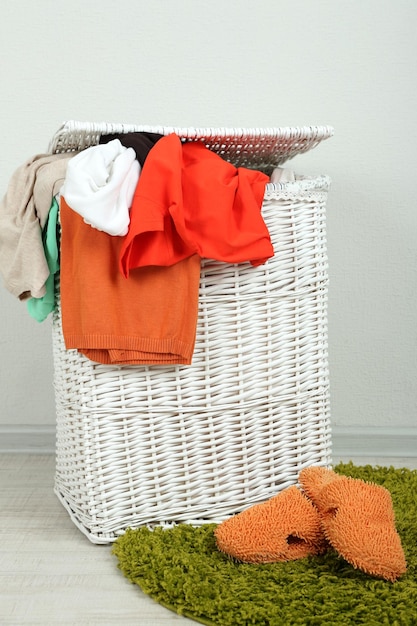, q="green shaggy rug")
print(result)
[113,463,417,625]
